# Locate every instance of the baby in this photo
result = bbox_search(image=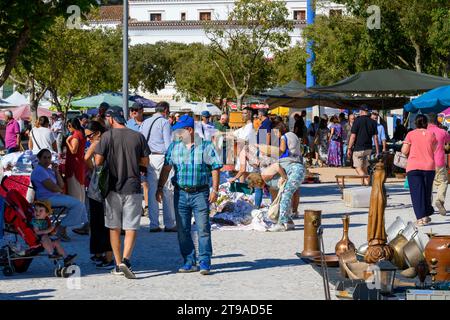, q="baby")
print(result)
[31,201,76,266]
